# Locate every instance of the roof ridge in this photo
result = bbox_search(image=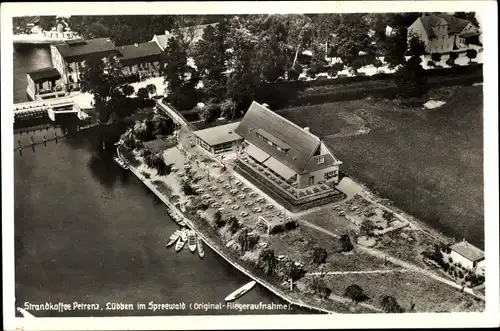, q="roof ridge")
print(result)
[252,101,321,143]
